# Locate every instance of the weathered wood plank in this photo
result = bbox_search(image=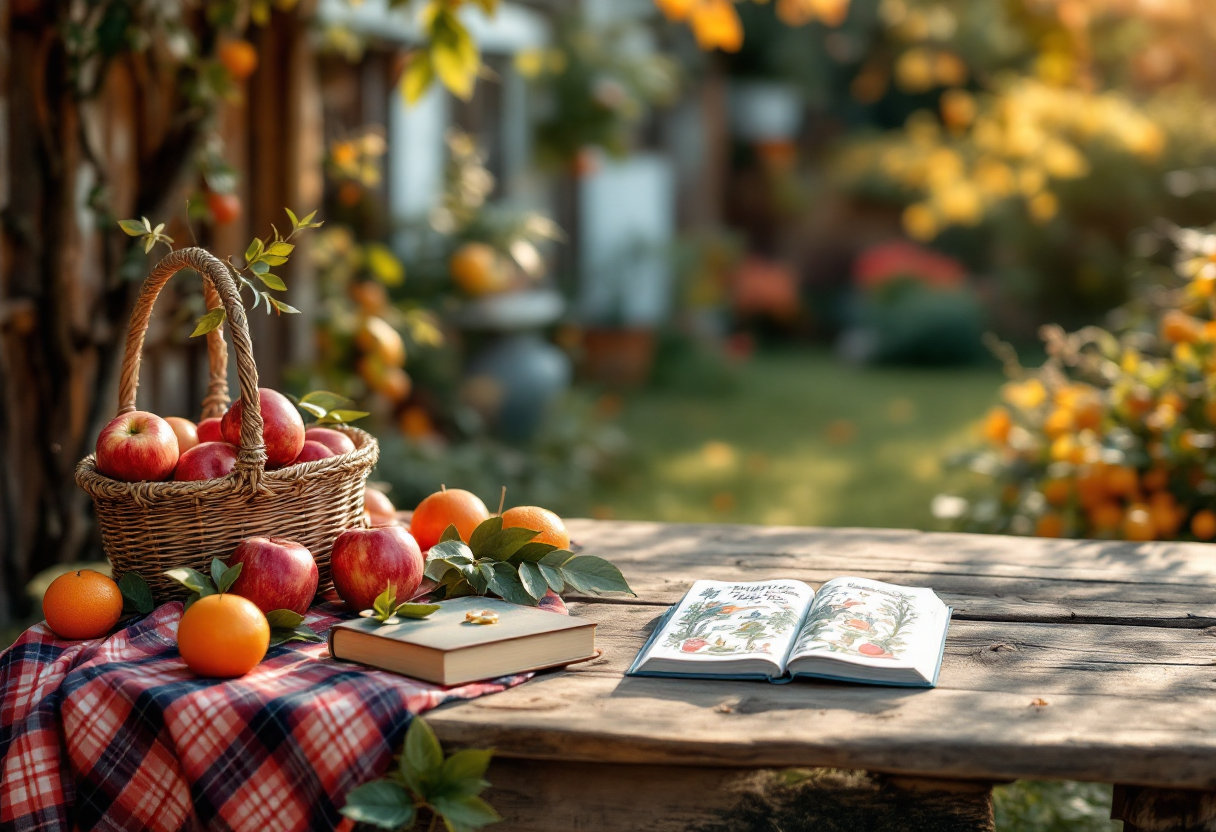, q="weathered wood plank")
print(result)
[1112,784,1216,831]
[482,760,994,832]
[566,519,1216,627]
